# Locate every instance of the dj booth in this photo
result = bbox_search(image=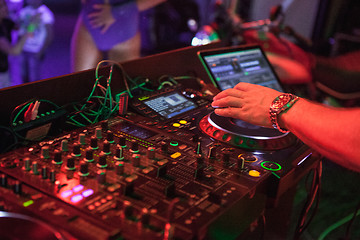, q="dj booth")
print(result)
[0,43,320,239]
